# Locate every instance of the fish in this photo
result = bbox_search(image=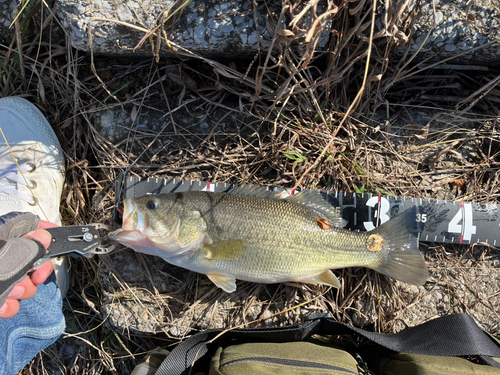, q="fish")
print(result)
[110,186,428,293]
